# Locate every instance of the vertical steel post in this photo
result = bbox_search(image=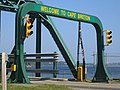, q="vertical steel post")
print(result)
[36,16,41,77]
[79,23,86,81]
[77,22,86,81]
[2,52,7,90]
[92,27,110,82]
[77,22,81,71]
[53,52,57,78]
